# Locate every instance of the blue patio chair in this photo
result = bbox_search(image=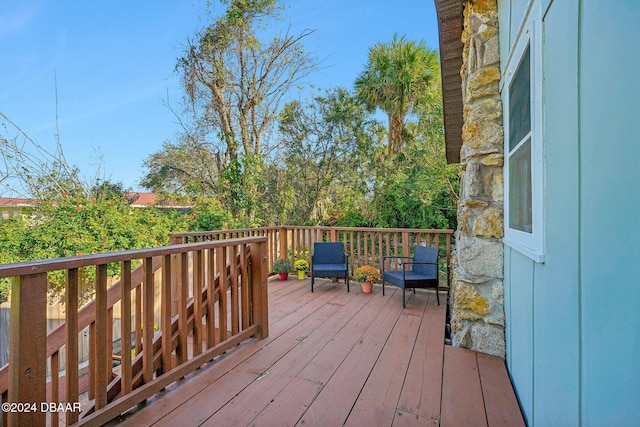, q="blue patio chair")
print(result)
[382,246,440,308]
[311,242,349,292]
